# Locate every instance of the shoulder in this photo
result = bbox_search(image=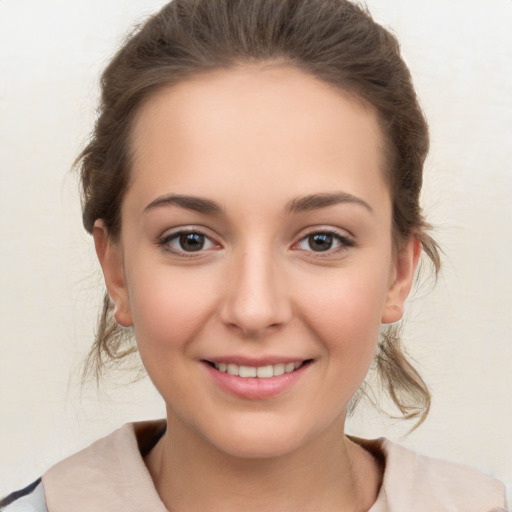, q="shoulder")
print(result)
[41,421,168,511]
[0,479,48,512]
[365,438,508,512]
[2,422,166,512]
